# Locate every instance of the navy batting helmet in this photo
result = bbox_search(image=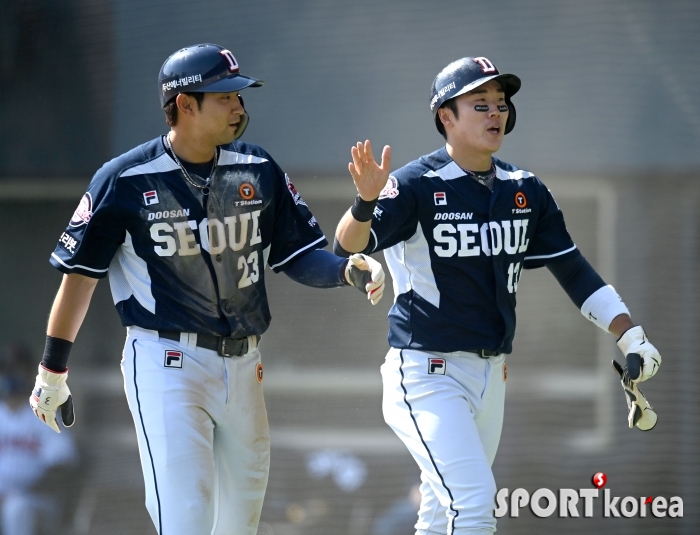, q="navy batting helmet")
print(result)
[430,57,521,135]
[158,44,263,138]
